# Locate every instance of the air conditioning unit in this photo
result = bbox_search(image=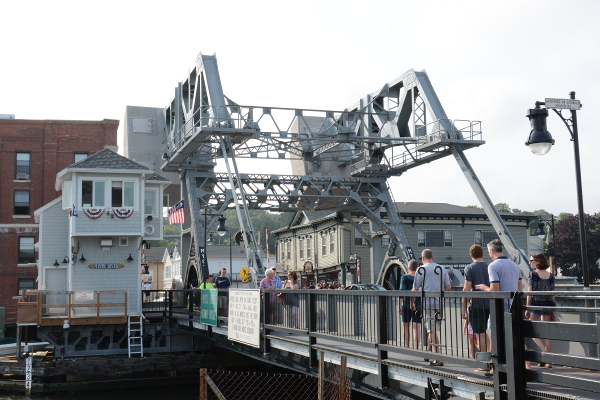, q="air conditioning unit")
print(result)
[16,173,29,180]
